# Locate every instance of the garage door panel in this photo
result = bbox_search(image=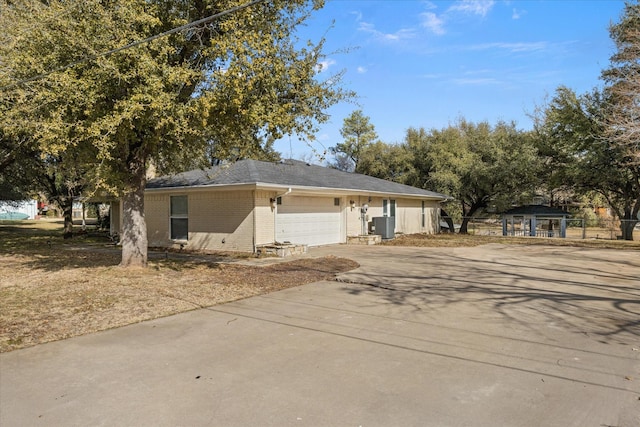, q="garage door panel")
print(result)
[276,197,342,246]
